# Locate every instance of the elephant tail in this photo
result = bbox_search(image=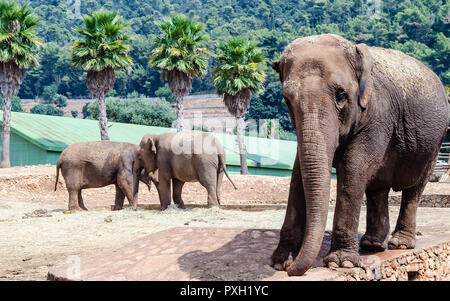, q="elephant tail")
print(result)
[55,159,62,191]
[218,153,237,190]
